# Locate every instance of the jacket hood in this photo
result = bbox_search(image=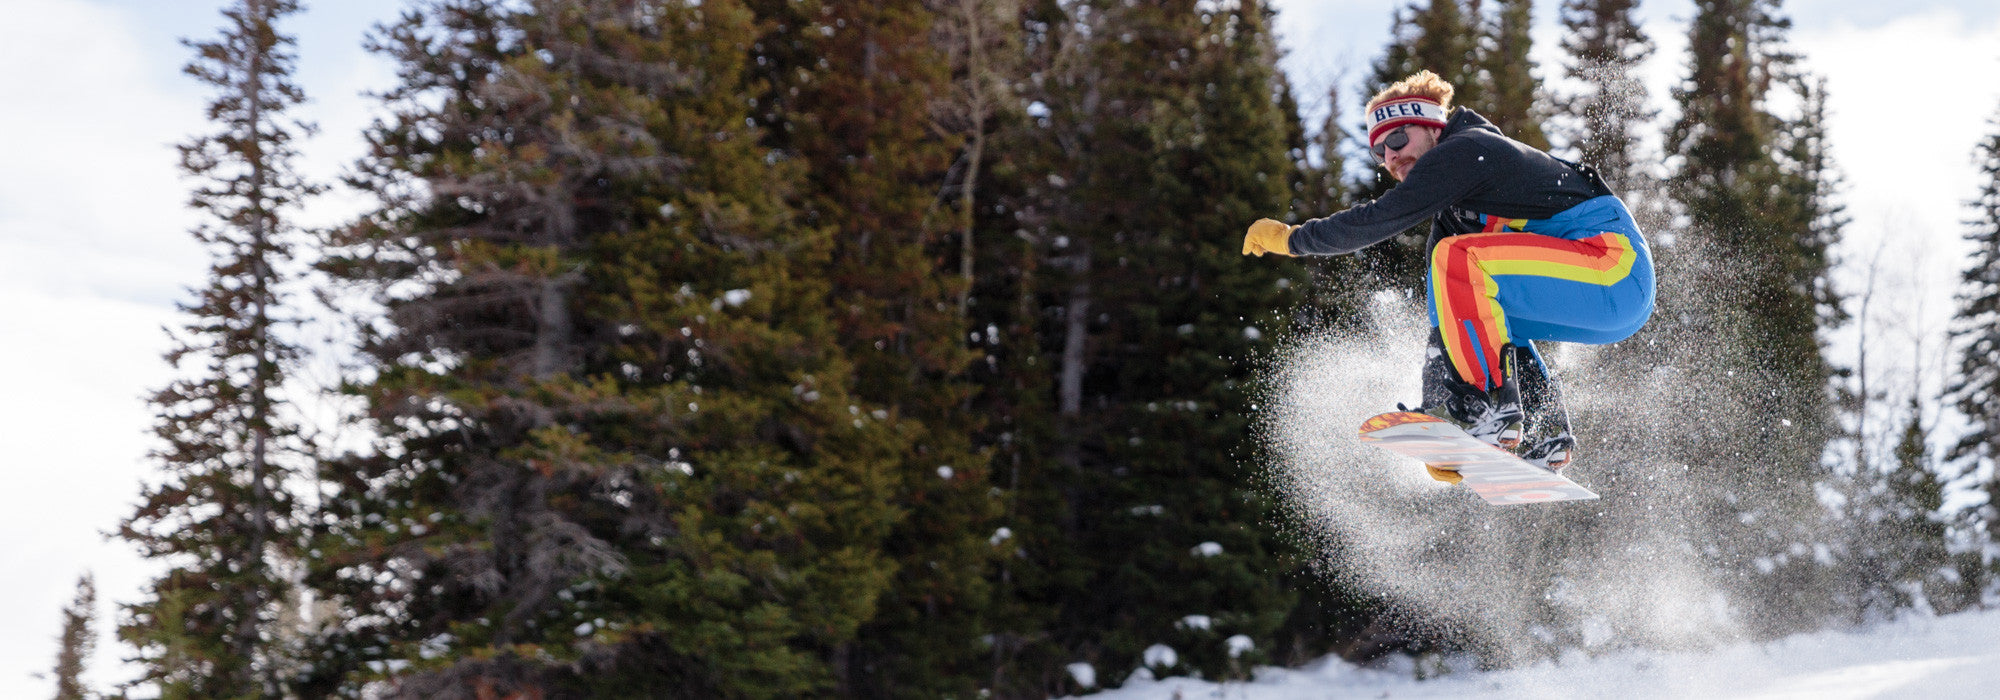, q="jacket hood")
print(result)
[1442,107,1503,139]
